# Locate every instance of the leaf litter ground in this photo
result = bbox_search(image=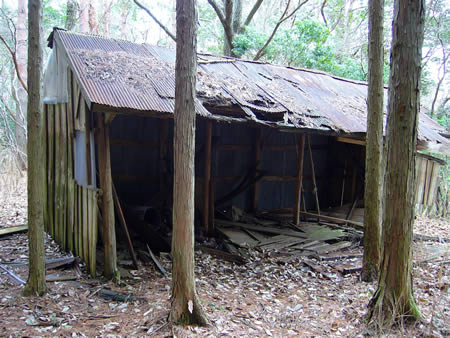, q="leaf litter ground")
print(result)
[0,175,448,336]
